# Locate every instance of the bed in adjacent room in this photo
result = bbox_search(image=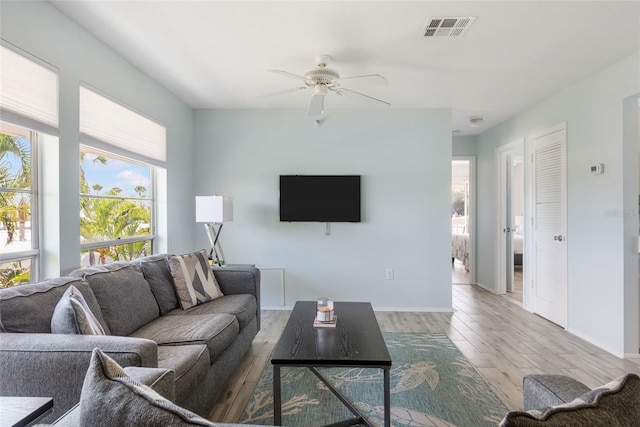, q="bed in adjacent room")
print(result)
[513,227,523,265]
[452,232,469,272]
